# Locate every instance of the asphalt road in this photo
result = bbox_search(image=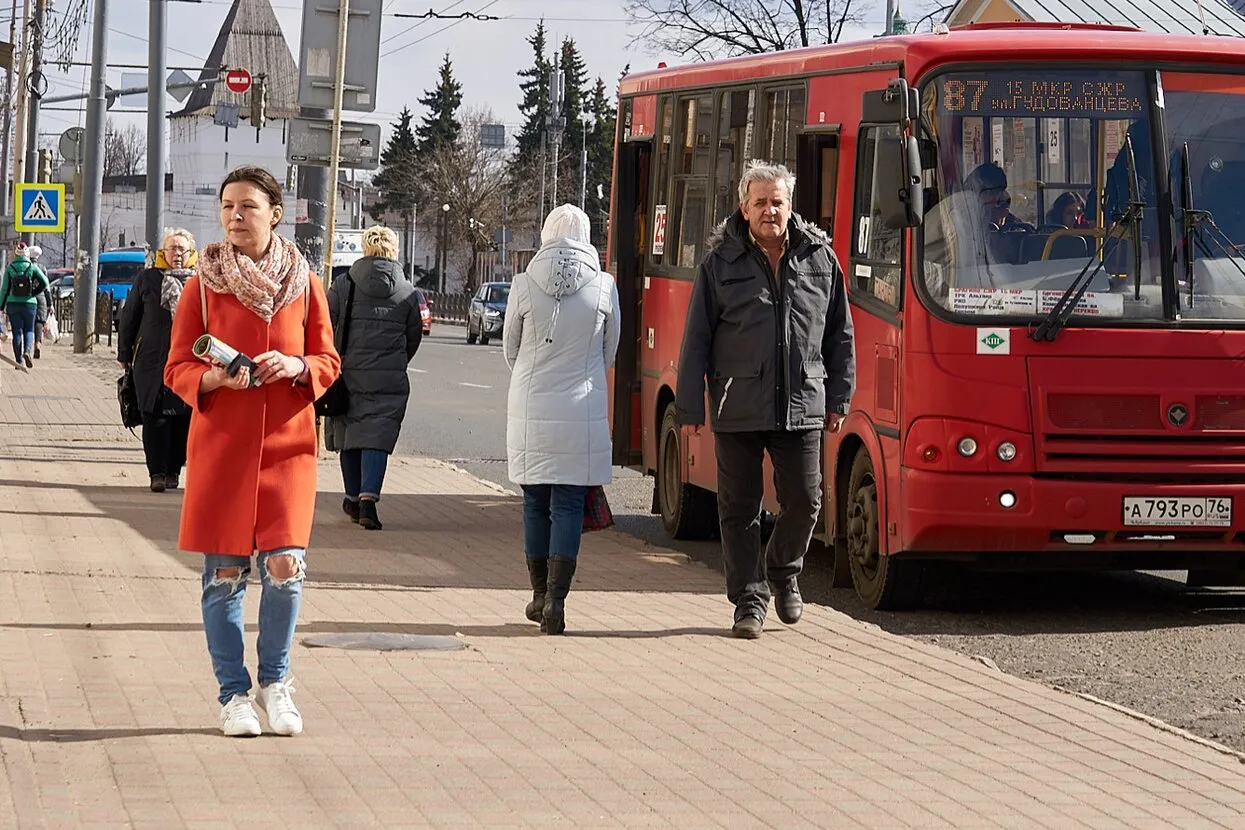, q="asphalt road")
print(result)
[398,324,1245,752]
